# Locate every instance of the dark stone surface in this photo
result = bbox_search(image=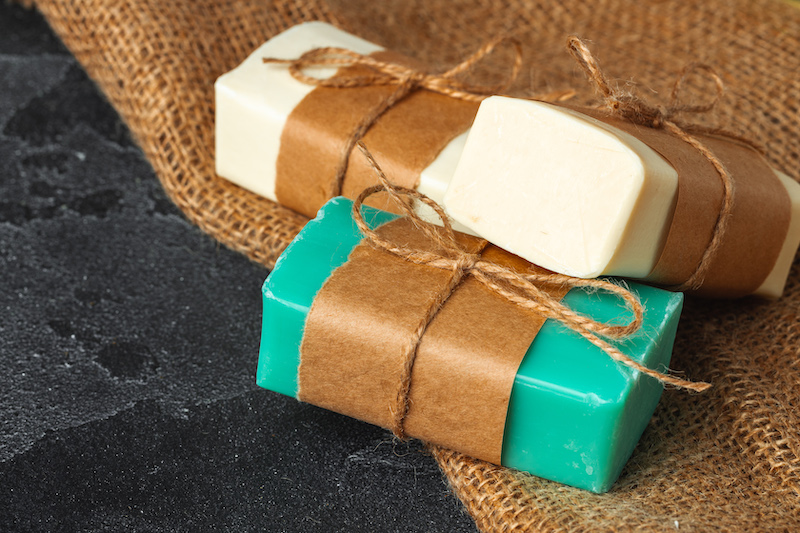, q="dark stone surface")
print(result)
[0,4,476,531]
